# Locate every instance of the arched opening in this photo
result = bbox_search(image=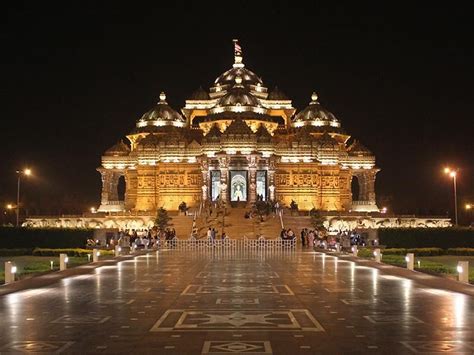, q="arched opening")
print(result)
[117,175,126,201]
[351,175,360,201]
